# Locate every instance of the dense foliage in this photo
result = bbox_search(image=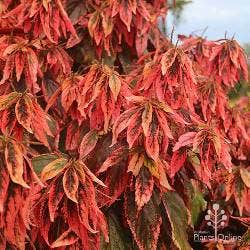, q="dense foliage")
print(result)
[0,0,249,249]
